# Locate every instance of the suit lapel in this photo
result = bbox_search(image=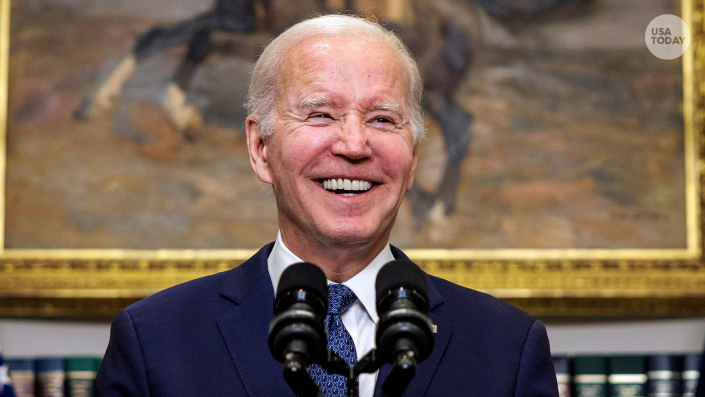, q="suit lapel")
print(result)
[375,247,454,396]
[216,243,295,397]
